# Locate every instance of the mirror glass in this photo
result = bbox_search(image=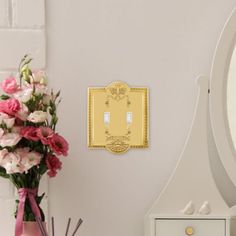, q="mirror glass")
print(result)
[227,46,236,149]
